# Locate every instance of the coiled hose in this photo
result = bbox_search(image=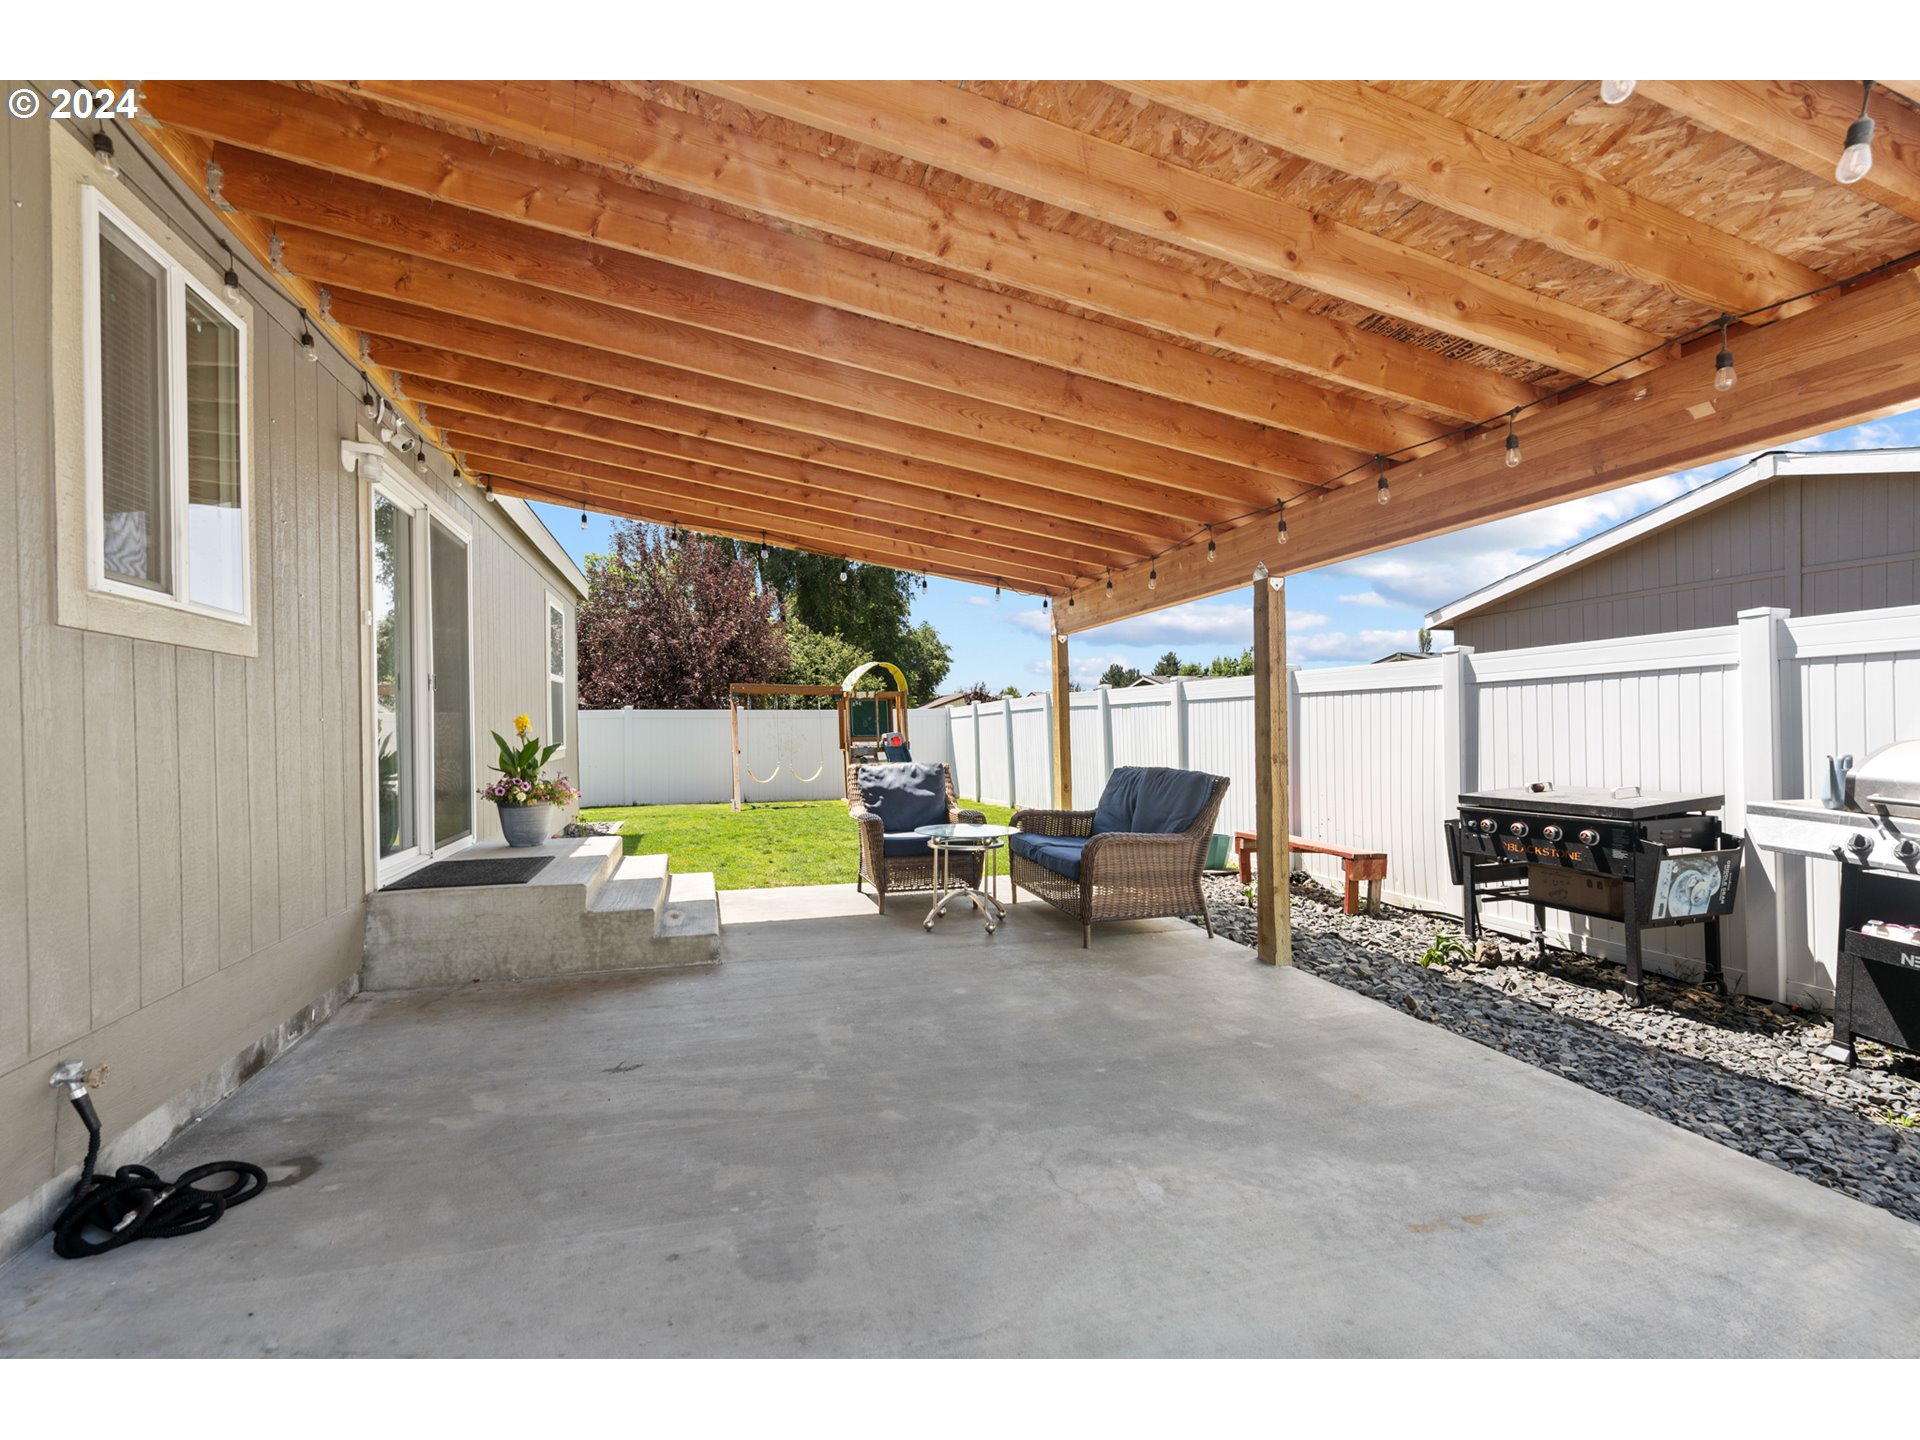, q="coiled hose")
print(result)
[52,1087,267,1260]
